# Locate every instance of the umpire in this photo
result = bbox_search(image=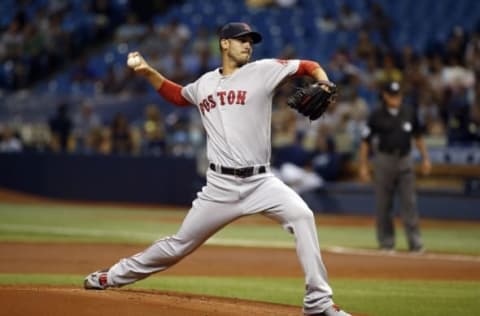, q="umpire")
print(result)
[358,81,431,253]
